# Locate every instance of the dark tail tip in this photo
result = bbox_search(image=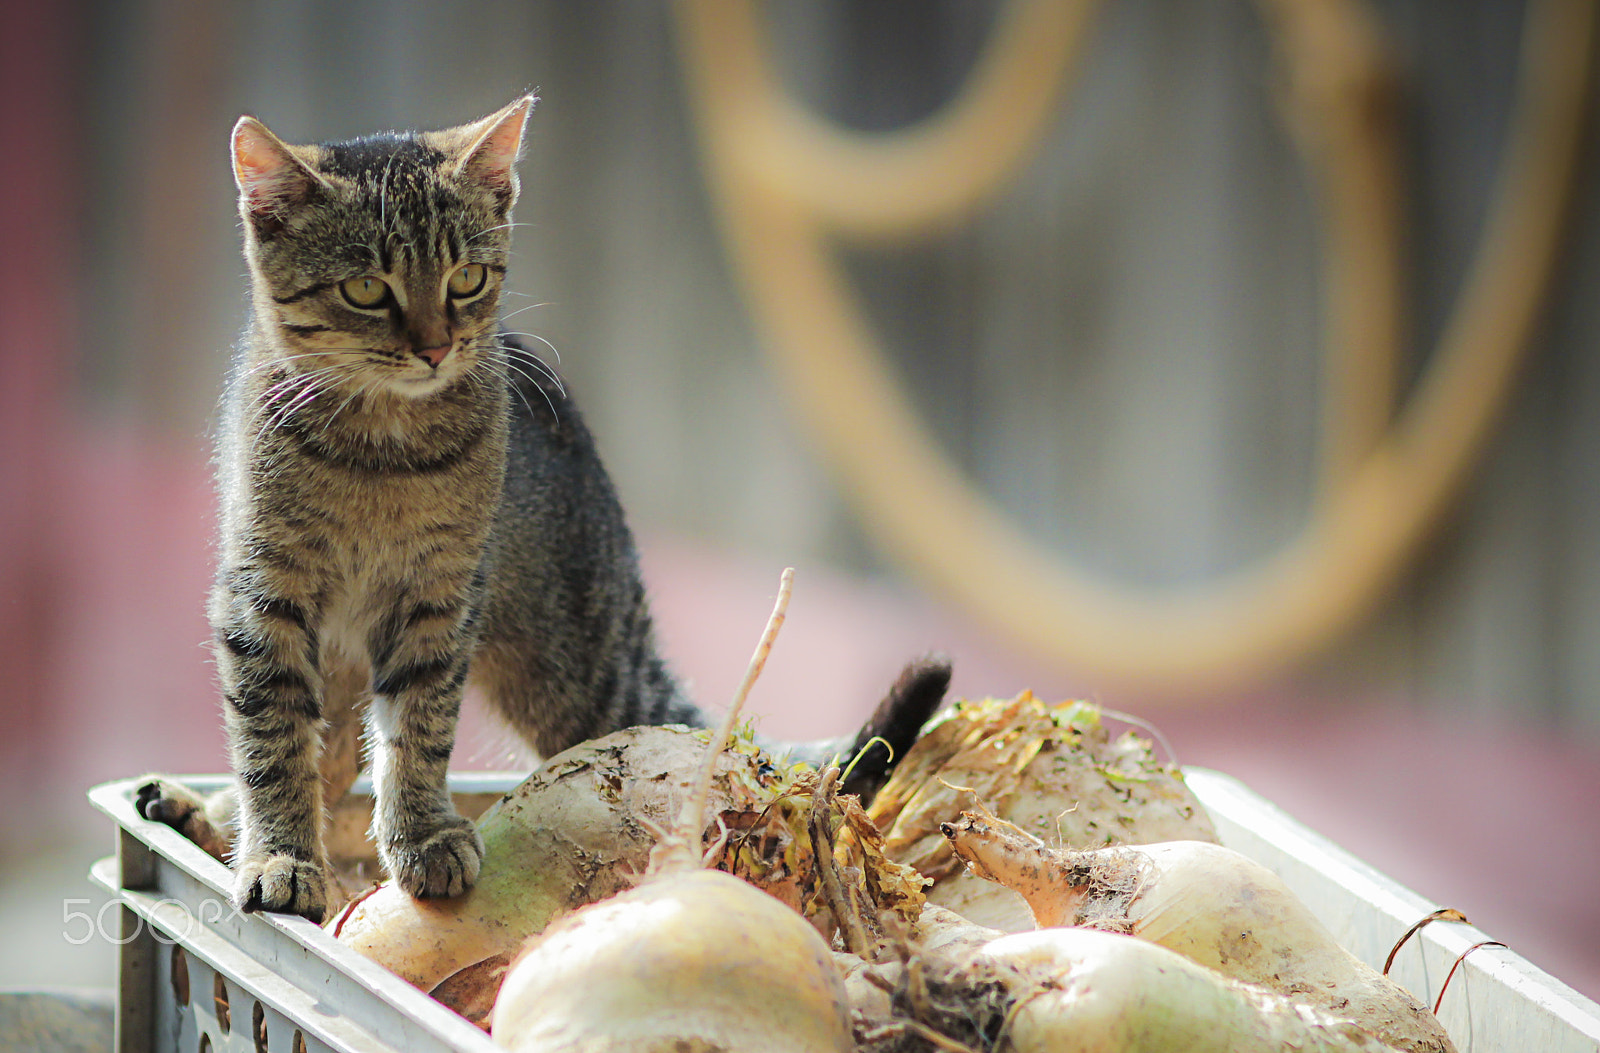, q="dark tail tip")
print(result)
[838,655,953,803]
